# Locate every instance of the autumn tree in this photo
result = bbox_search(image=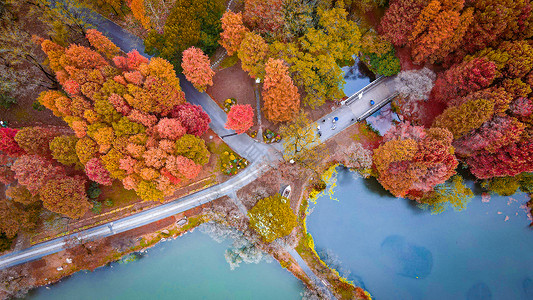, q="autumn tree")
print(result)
[49,135,80,167]
[466,141,533,179]
[127,0,150,29]
[168,103,211,137]
[262,58,300,122]
[11,155,64,195]
[86,29,121,59]
[5,185,40,206]
[0,128,25,157]
[219,11,249,56]
[248,193,297,243]
[85,158,113,186]
[243,0,284,36]
[0,198,40,239]
[39,175,91,219]
[14,127,59,158]
[174,134,210,165]
[225,104,254,134]
[238,32,268,79]
[432,98,495,139]
[181,47,215,92]
[430,57,497,103]
[373,123,458,200]
[379,0,428,47]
